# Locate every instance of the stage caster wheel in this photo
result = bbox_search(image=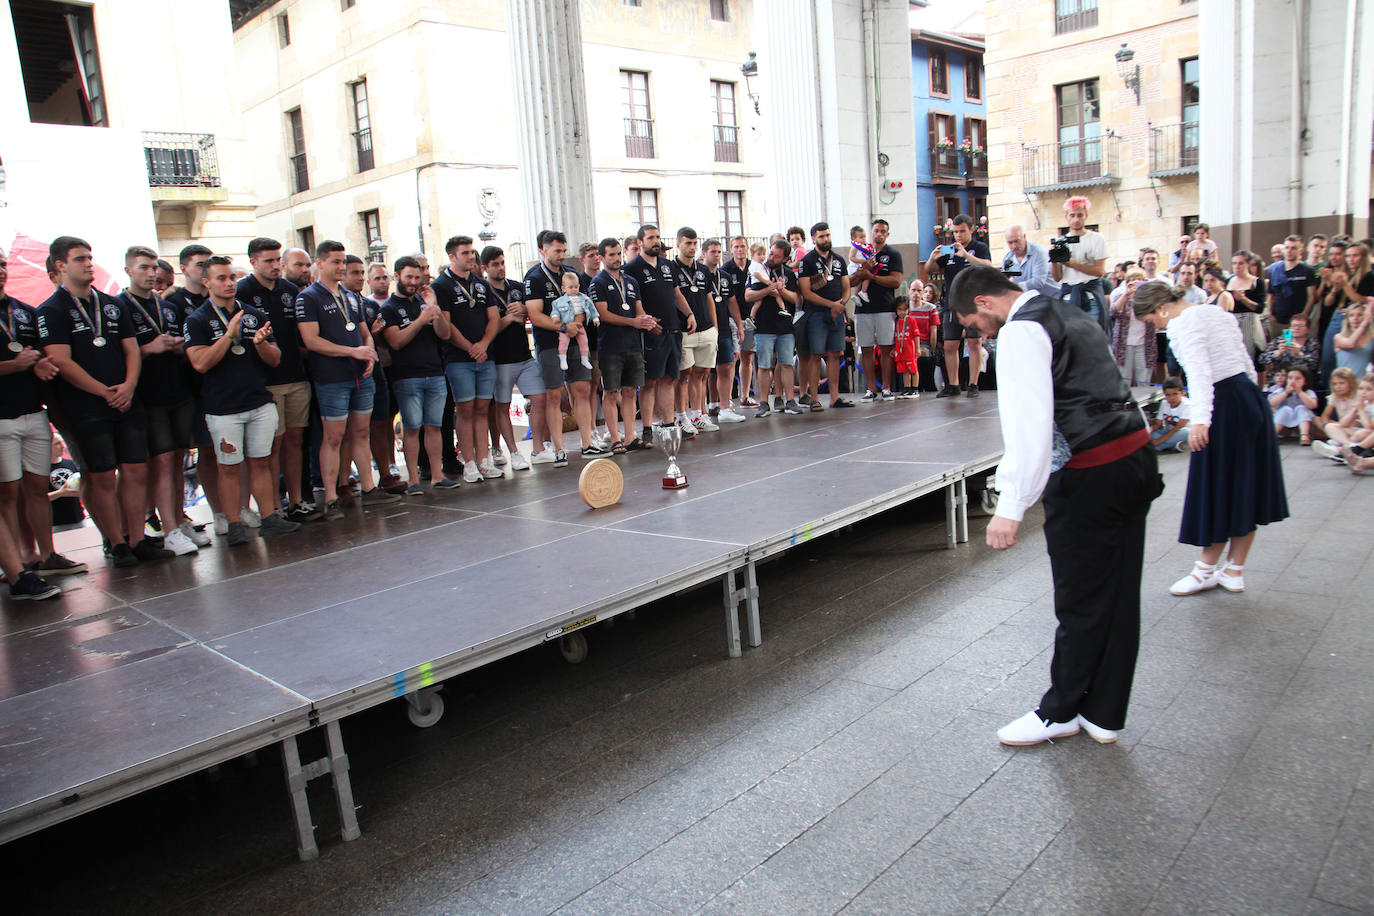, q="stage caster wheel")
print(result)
[406,688,445,728]
[559,632,589,664]
[980,488,999,515]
